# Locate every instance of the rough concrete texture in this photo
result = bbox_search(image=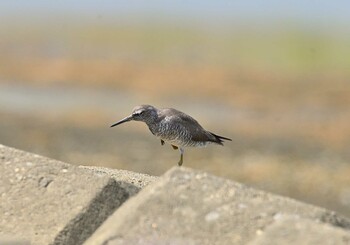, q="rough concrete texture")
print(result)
[0,236,30,245]
[249,215,350,245]
[0,144,155,245]
[2,144,350,245]
[80,166,157,196]
[86,167,350,245]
